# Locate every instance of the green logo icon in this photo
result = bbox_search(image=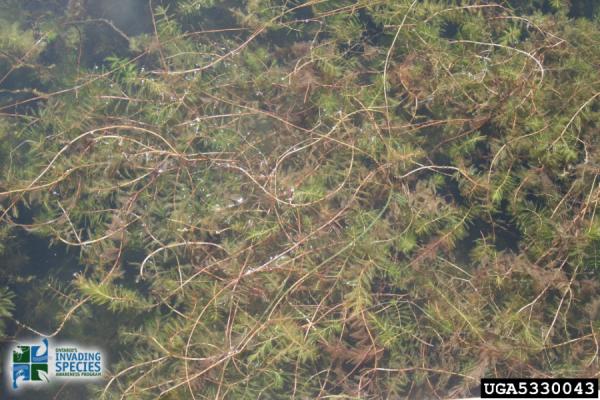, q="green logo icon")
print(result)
[31,363,49,381]
[13,346,30,363]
